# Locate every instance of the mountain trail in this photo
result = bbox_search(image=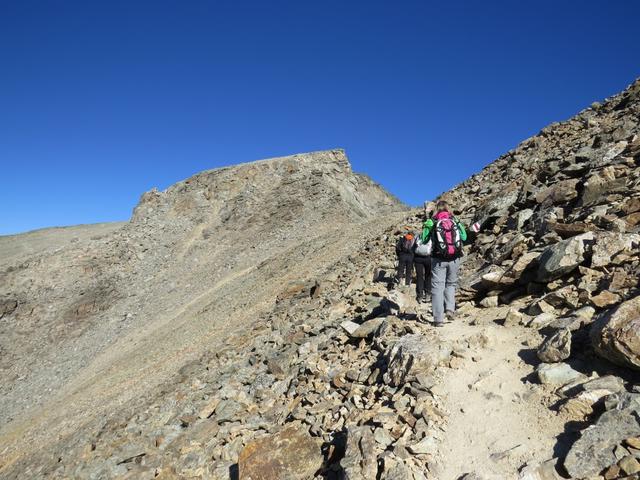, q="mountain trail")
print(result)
[396,289,570,479]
